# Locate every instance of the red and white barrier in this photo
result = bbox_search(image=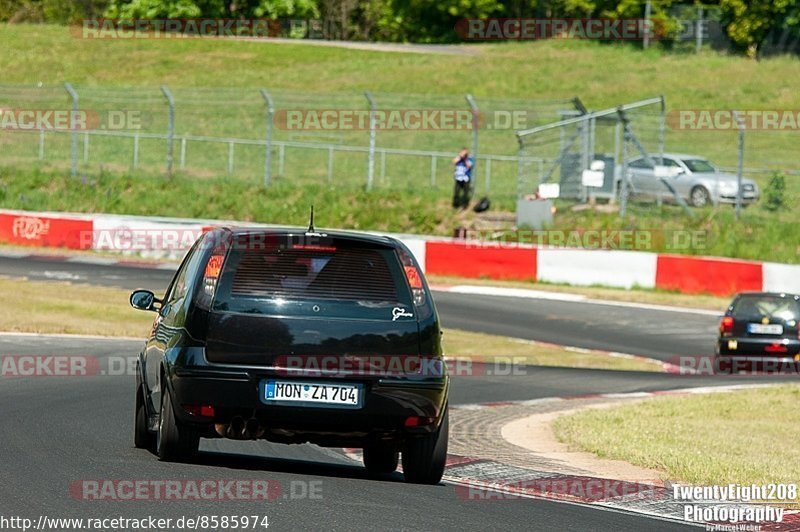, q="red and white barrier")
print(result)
[0,208,798,297]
